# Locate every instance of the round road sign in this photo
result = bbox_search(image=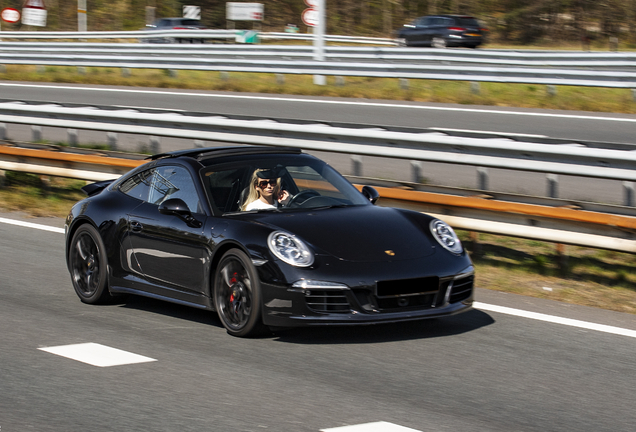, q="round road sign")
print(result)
[1,8,20,23]
[301,8,317,27]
